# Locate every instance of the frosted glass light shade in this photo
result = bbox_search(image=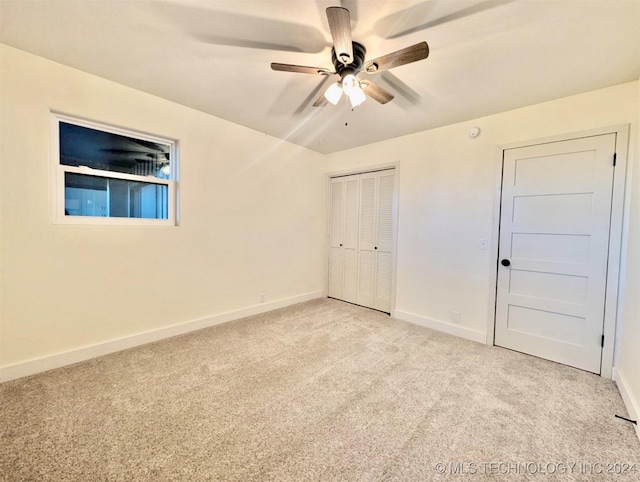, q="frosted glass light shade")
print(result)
[160,164,171,176]
[324,82,343,105]
[348,86,367,108]
[341,74,359,96]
